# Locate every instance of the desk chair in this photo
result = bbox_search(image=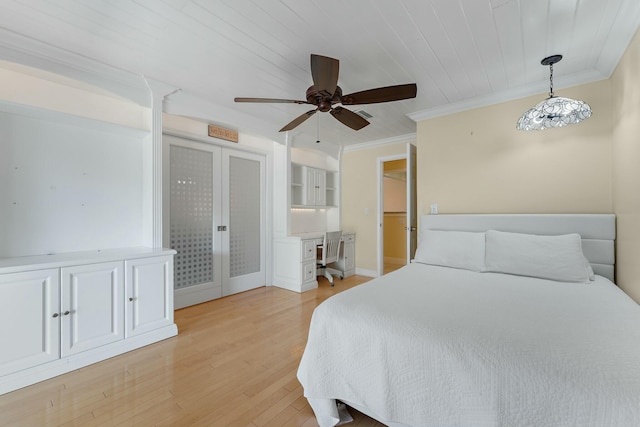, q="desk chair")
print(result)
[317,231,343,286]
